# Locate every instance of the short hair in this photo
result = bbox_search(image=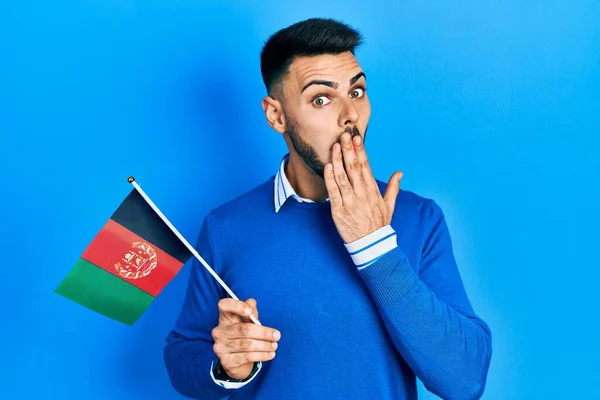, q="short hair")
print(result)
[260,18,364,98]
